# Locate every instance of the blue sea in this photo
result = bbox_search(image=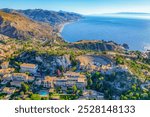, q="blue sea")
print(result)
[61,16,150,51]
